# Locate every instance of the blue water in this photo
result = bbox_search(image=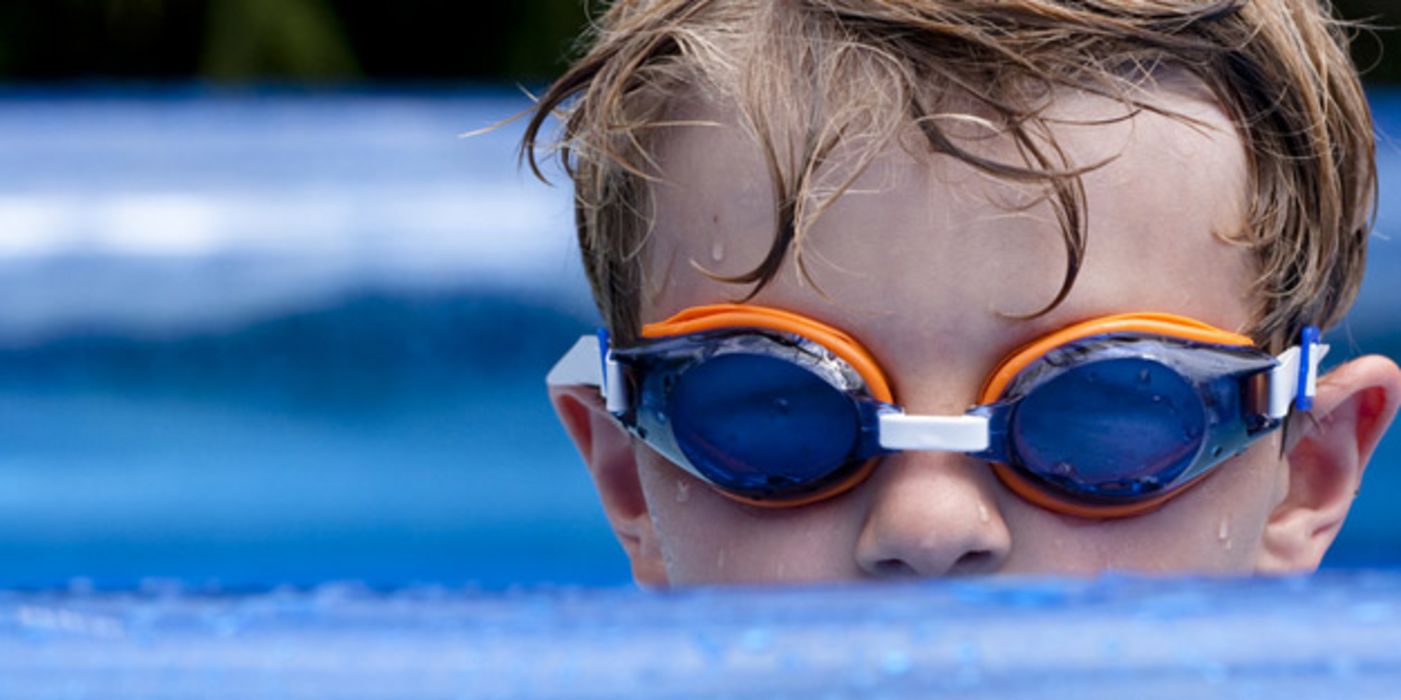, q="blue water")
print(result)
[0,86,1397,589]
[2,572,1400,698]
[0,294,625,588]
